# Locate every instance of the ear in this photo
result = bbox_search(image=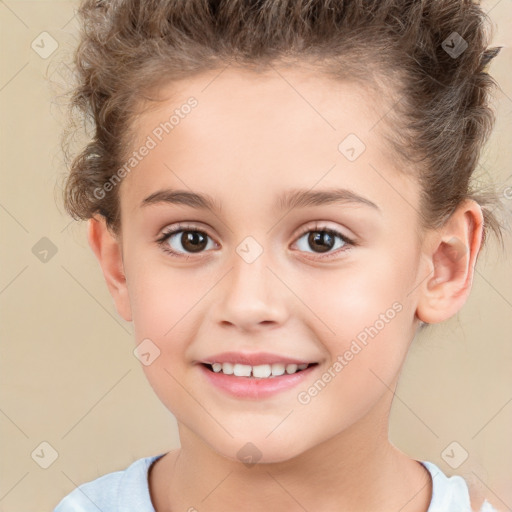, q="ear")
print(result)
[87,215,132,322]
[416,199,484,324]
